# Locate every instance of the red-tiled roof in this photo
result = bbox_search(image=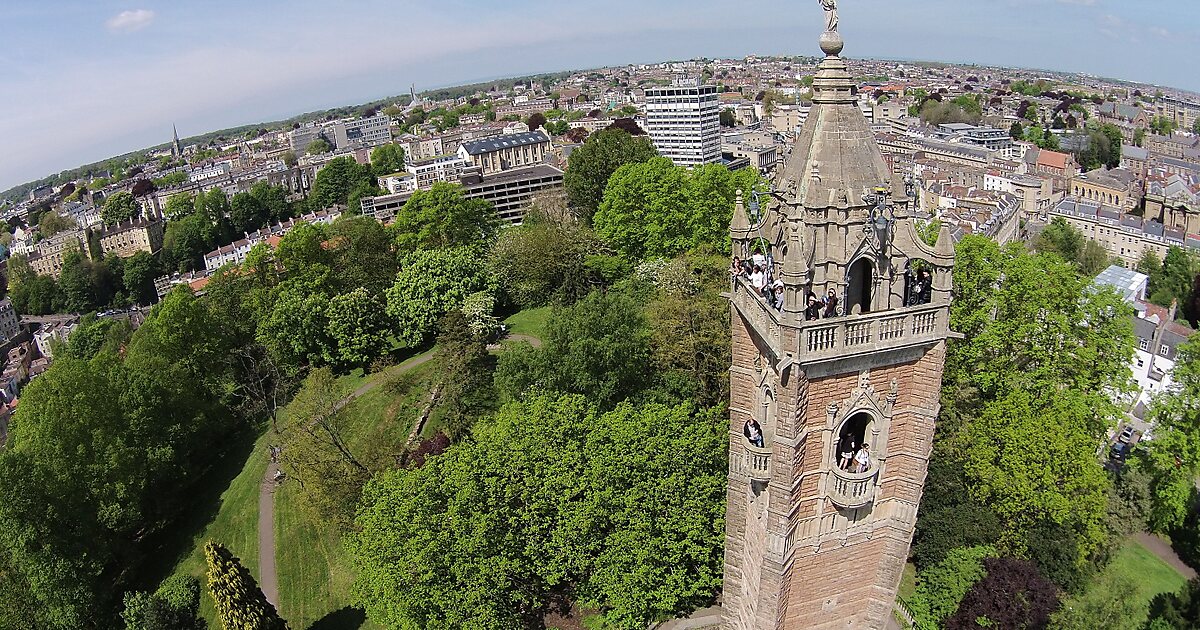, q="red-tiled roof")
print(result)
[1037,150,1069,170]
